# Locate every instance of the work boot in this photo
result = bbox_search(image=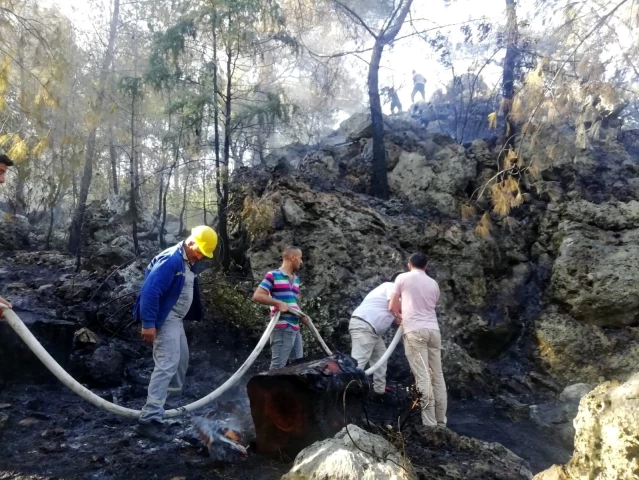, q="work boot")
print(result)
[134,421,171,442]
